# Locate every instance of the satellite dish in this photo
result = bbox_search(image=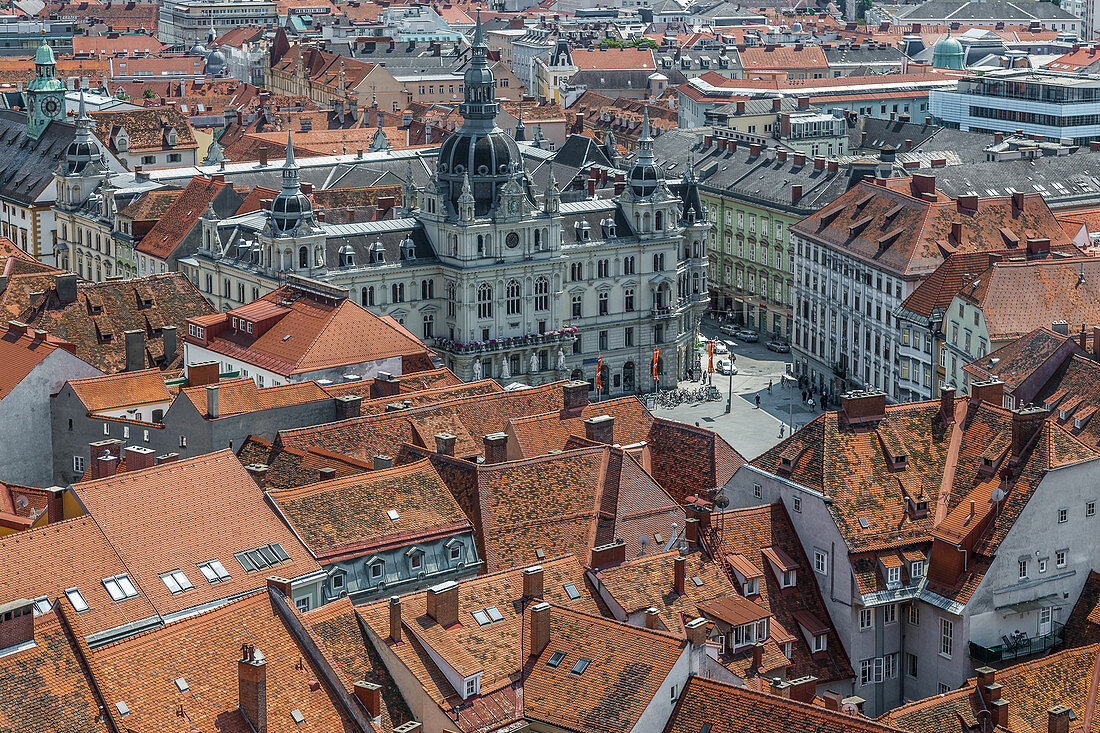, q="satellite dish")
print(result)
[990,487,1005,503]
[714,494,730,509]
[638,536,650,552]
